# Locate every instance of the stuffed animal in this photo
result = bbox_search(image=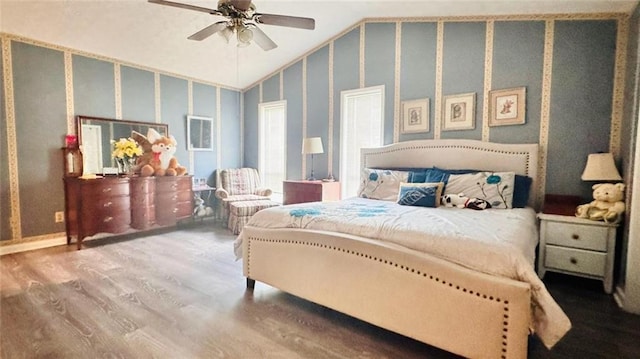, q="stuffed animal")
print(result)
[193,195,213,217]
[442,193,492,210]
[575,183,625,224]
[132,128,187,177]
